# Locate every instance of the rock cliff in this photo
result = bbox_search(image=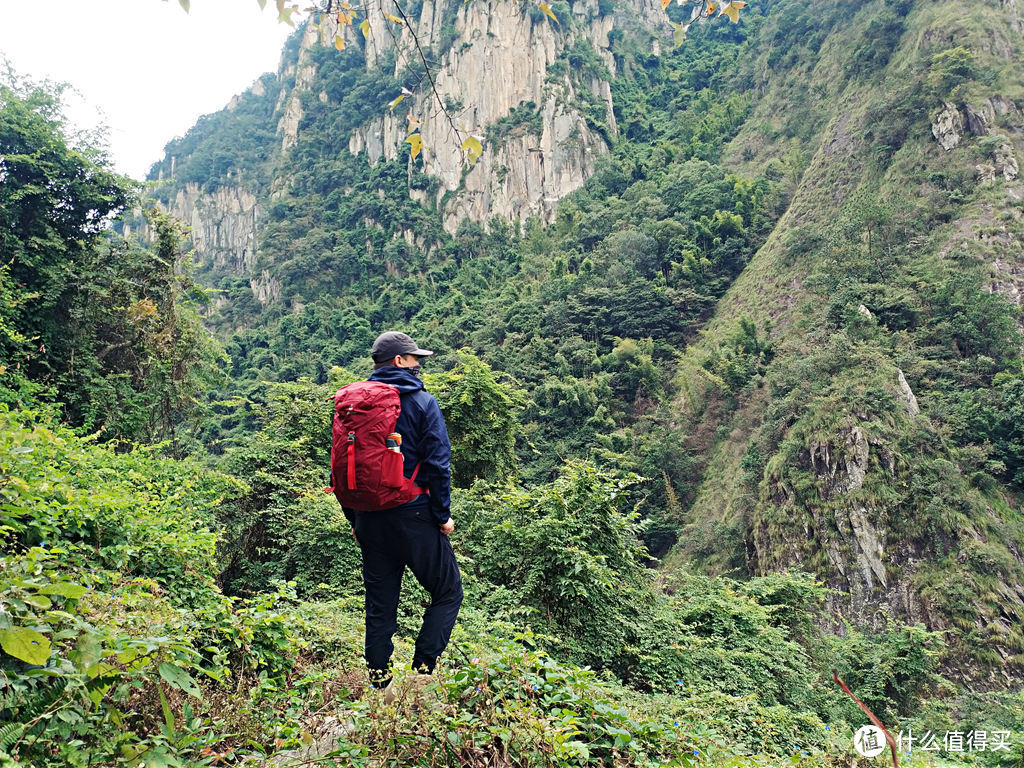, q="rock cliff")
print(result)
[152,0,669,290]
[167,183,263,274]
[336,0,665,231]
